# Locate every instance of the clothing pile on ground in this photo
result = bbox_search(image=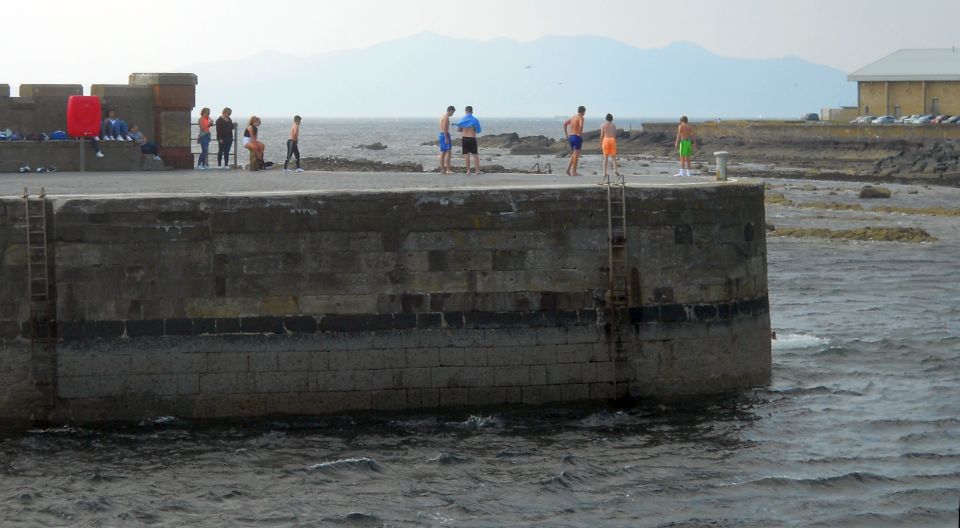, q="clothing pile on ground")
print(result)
[0,129,71,141]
